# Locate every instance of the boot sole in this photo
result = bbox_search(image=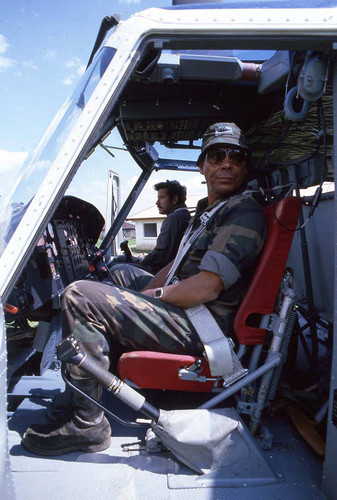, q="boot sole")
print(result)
[21,436,111,456]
